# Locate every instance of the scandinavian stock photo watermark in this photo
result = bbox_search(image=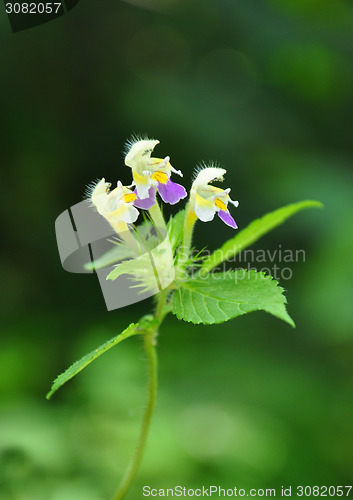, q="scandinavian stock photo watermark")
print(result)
[193,244,306,282]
